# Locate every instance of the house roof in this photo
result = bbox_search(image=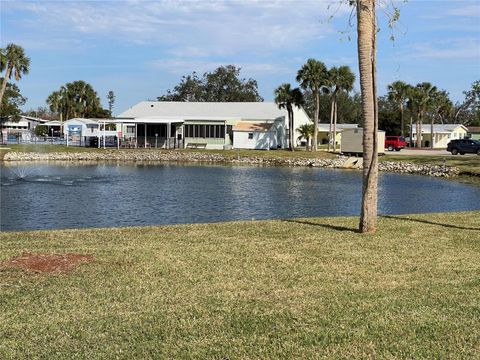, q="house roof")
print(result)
[117,101,289,120]
[467,126,480,133]
[411,124,468,134]
[233,122,274,132]
[65,118,99,125]
[43,120,62,126]
[317,123,358,131]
